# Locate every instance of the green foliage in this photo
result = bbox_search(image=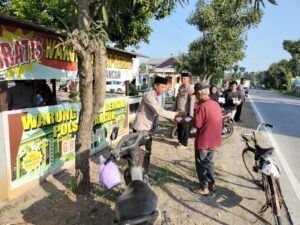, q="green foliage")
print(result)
[263,59,292,90]
[0,0,188,49]
[235,0,277,11]
[139,63,148,73]
[184,0,262,81]
[129,82,139,96]
[174,53,190,74]
[283,39,300,77]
